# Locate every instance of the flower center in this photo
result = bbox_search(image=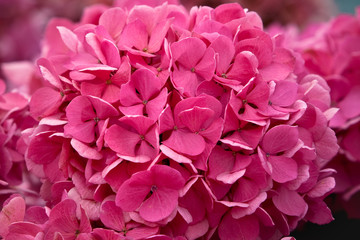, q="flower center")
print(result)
[106,79,112,85]
[150,185,158,193]
[94,117,100,123]
[191,67,195,73]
